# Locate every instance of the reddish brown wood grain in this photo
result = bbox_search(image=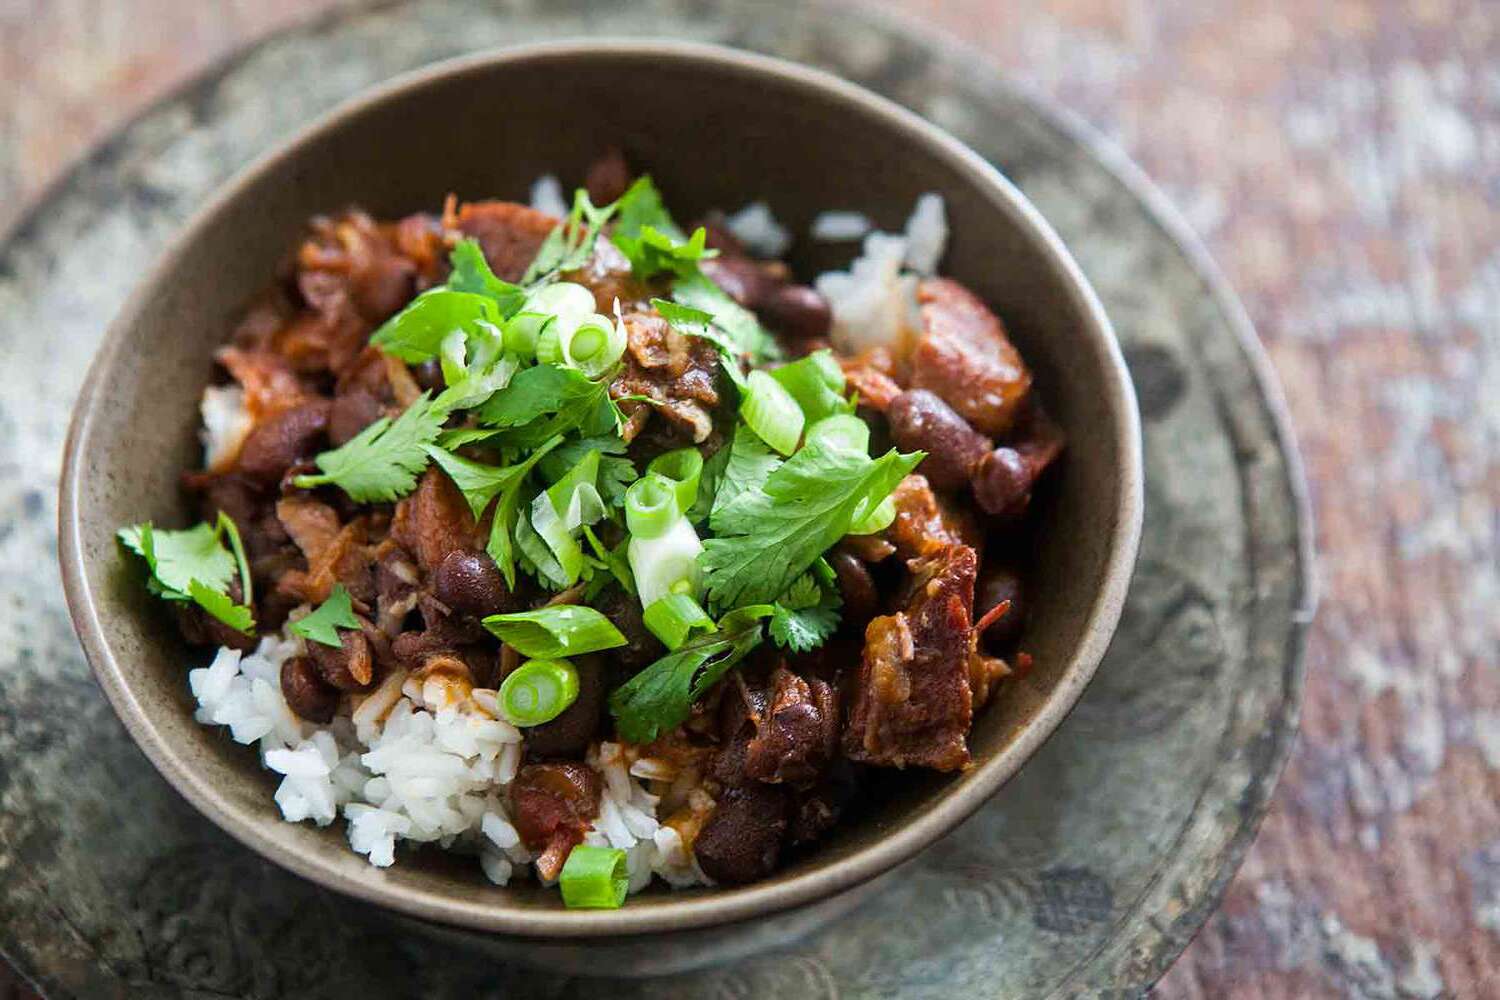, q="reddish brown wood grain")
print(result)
[2,1,1496,996]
